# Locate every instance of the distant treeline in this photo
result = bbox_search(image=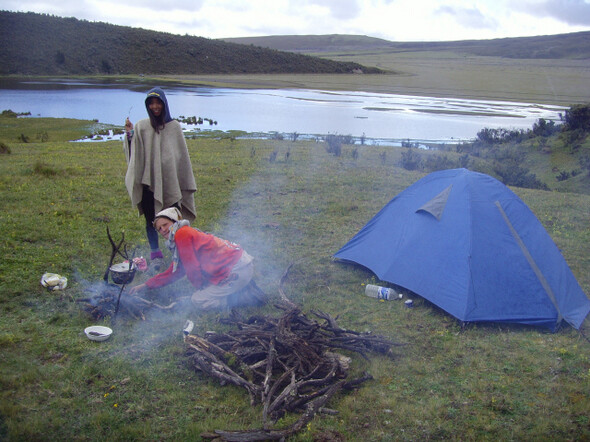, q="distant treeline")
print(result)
[0,11,382,76]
